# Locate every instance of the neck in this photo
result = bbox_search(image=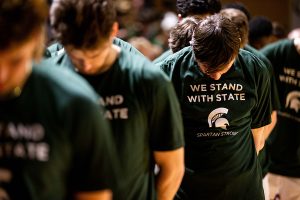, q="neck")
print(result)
[1,62,32,100]
[97,44,120,74]
[15,61,32,96]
